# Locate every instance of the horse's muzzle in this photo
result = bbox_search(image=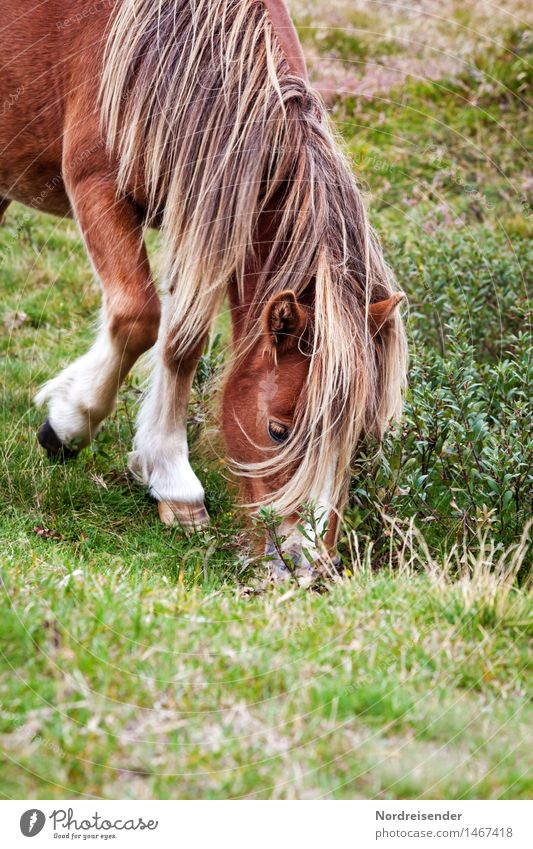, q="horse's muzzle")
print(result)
[265,524,339,587]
